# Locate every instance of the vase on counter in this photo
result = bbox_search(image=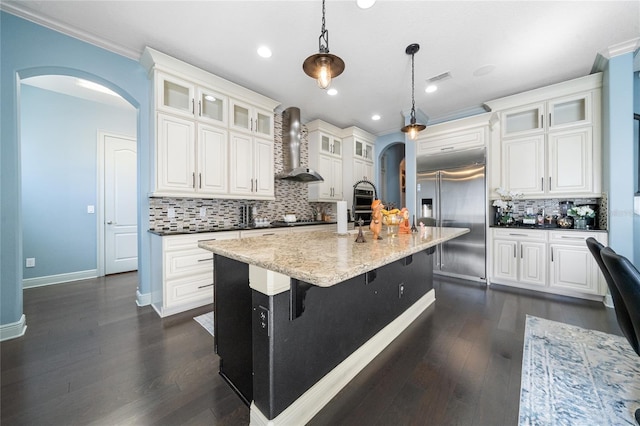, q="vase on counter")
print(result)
[574,218,587,229]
